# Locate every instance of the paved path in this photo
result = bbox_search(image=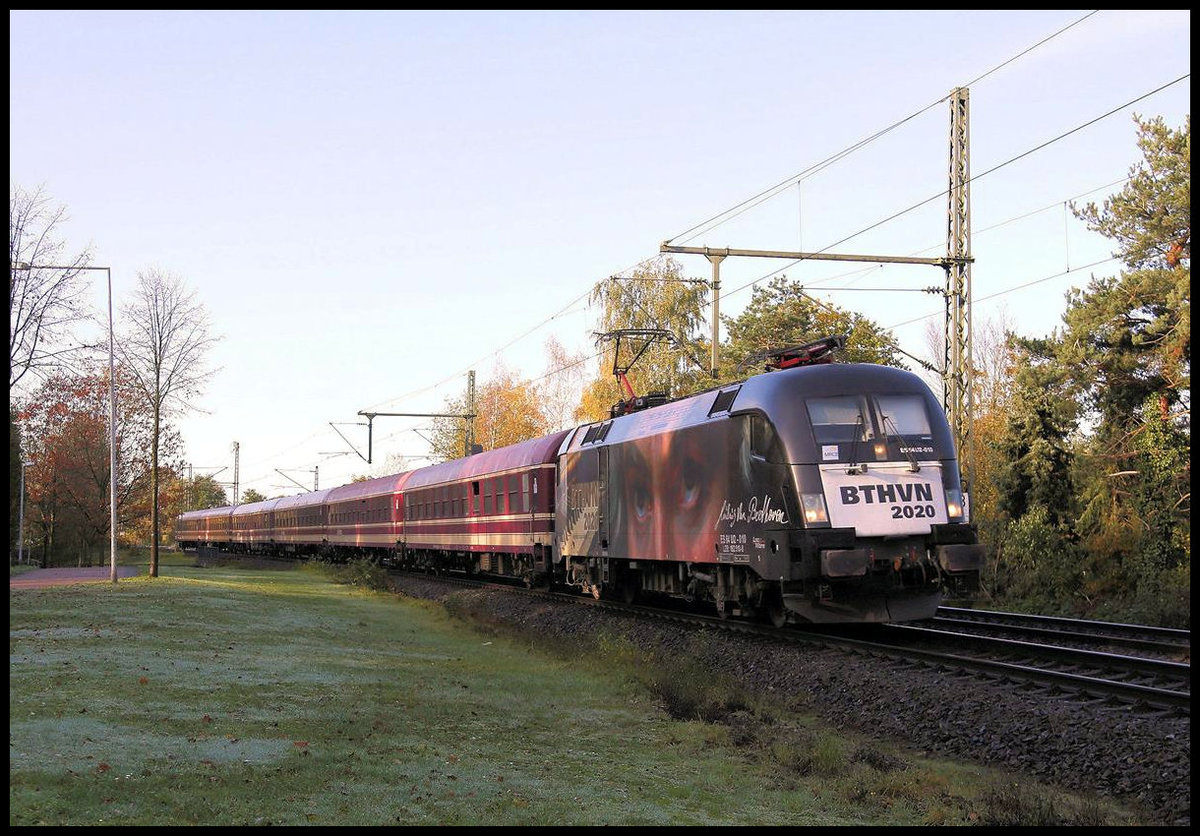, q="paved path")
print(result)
[9,566,141,589]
